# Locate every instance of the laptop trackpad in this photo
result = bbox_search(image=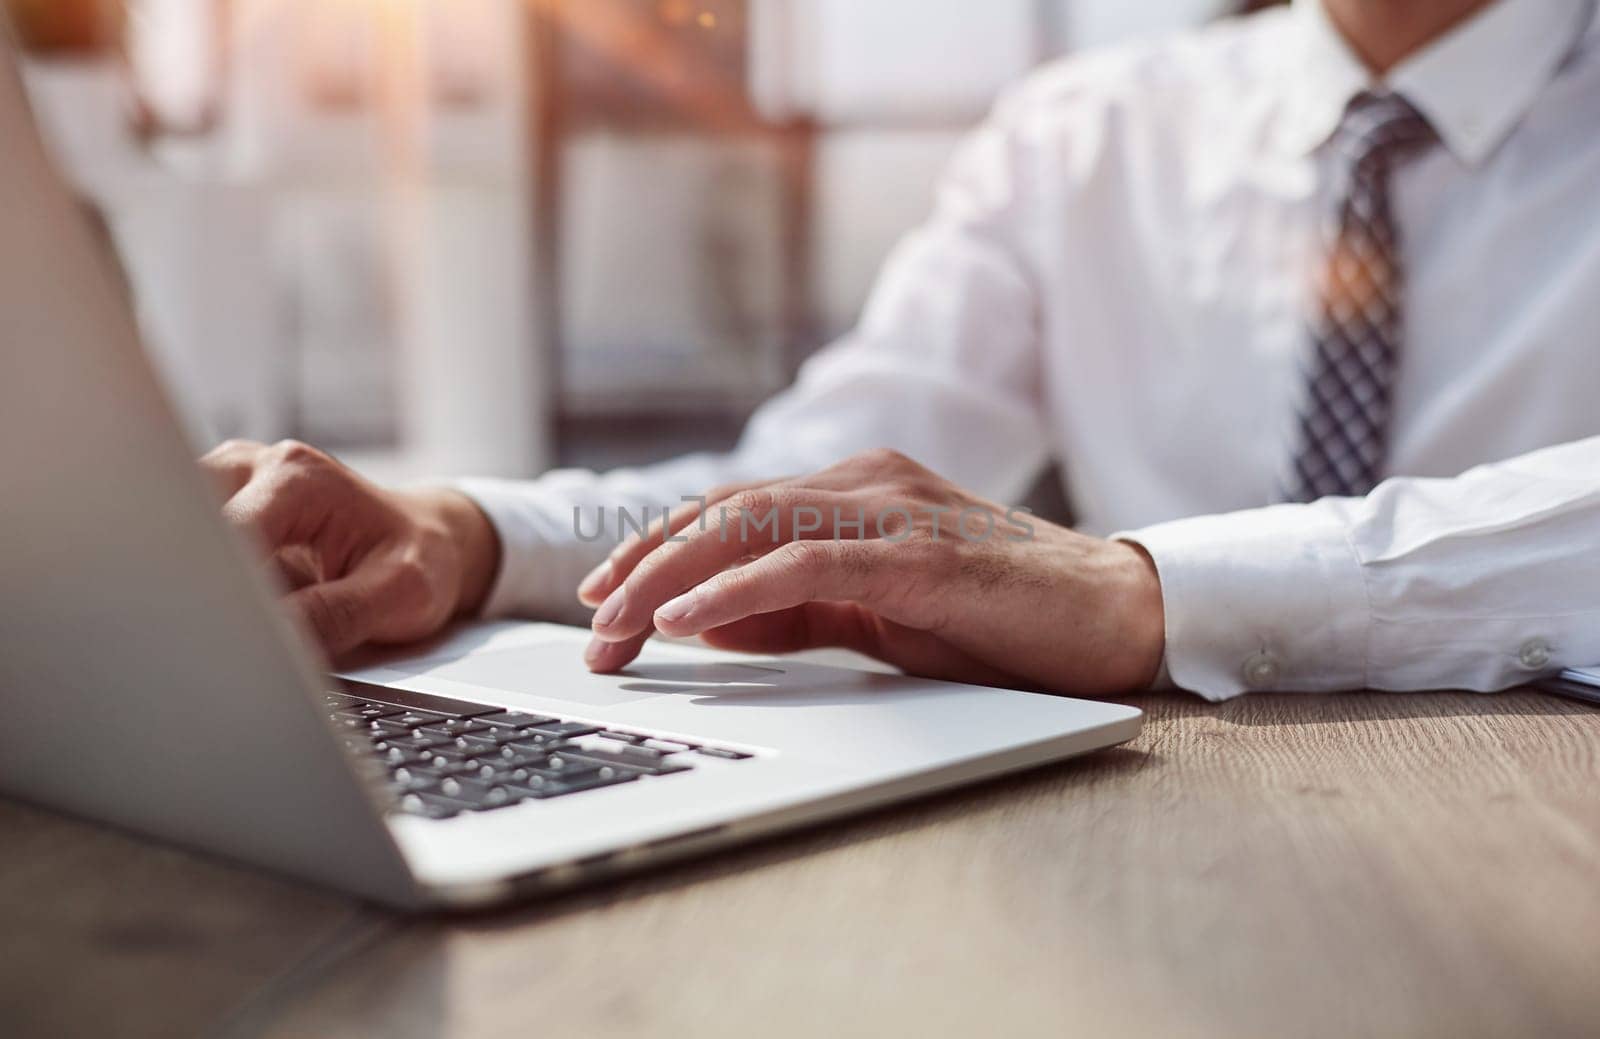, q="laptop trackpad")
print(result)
[386,644,656,708]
